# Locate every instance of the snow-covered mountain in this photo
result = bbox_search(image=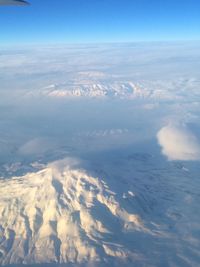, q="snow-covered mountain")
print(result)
[0,158,147,266]
[1,43,200,267]
[24,77,200,101]
[25,81,176,100]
